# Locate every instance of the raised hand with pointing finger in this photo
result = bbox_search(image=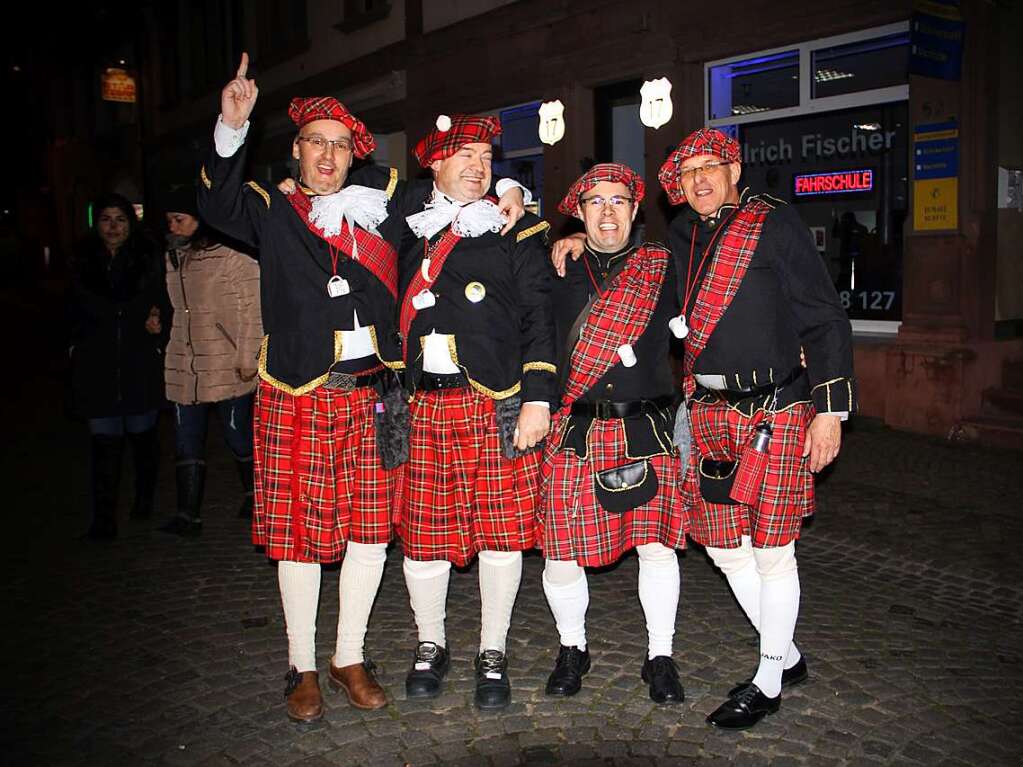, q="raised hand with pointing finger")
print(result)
[221,52,258,130]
